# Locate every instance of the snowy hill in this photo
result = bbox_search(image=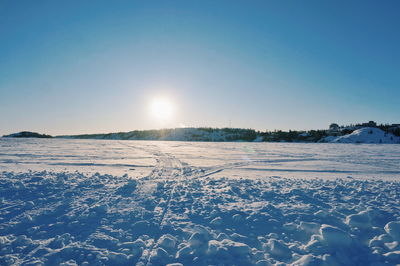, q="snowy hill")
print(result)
[2,131,53,138]
[324,127,400,144]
